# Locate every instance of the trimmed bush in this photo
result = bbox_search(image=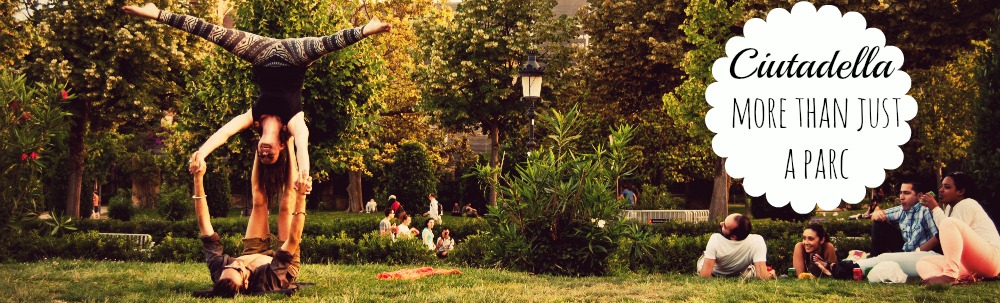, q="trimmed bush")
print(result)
[449,231,494,268]
[637,184,684,210]
[107,188,134,221]
[149,233,202,262]
[301,231,359,264]
[157,185,191,221]
[357,231,436,265]
[204,164,231,218]
[380,142,438,213]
